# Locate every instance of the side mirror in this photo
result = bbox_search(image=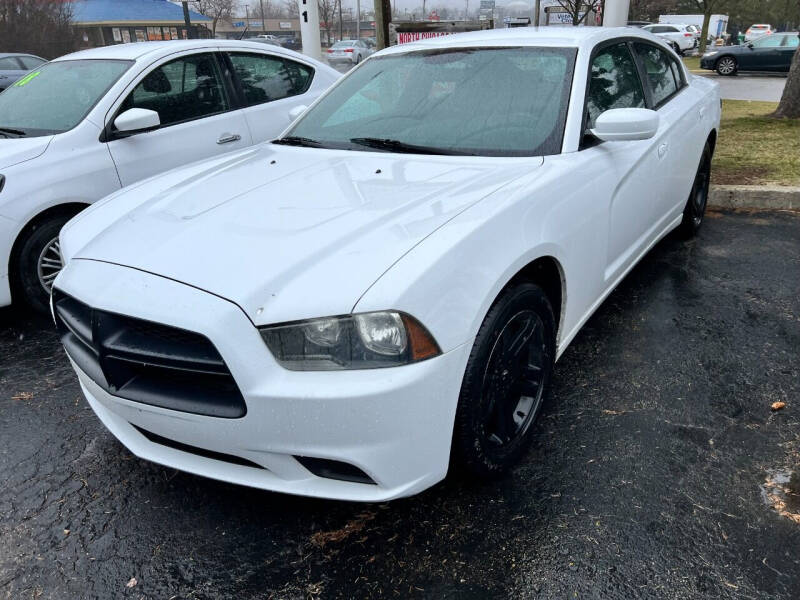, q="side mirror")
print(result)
[590,108,659,142]
[114,108,160,134]
[288,105,308,121]
[746,42,754,49]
